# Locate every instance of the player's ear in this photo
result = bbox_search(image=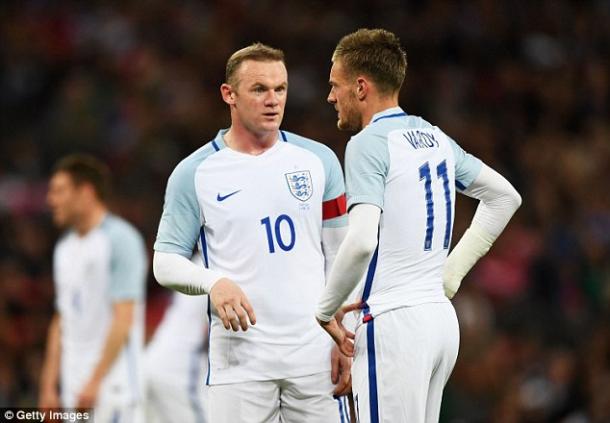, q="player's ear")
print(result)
[220,83,236,105]
[79,182,98,202]
[356,77,368,101]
